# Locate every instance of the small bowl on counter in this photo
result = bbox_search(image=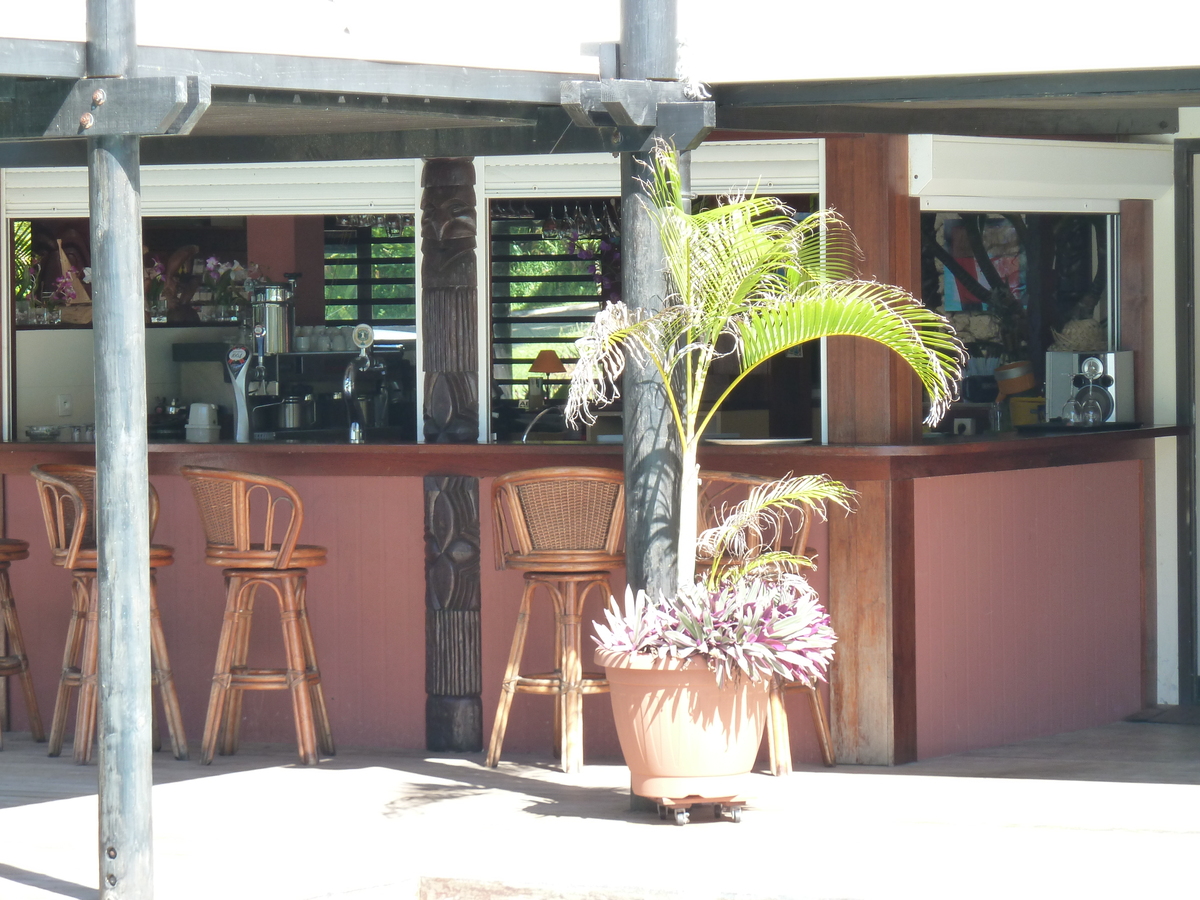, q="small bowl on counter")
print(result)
[25,425,62,442]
